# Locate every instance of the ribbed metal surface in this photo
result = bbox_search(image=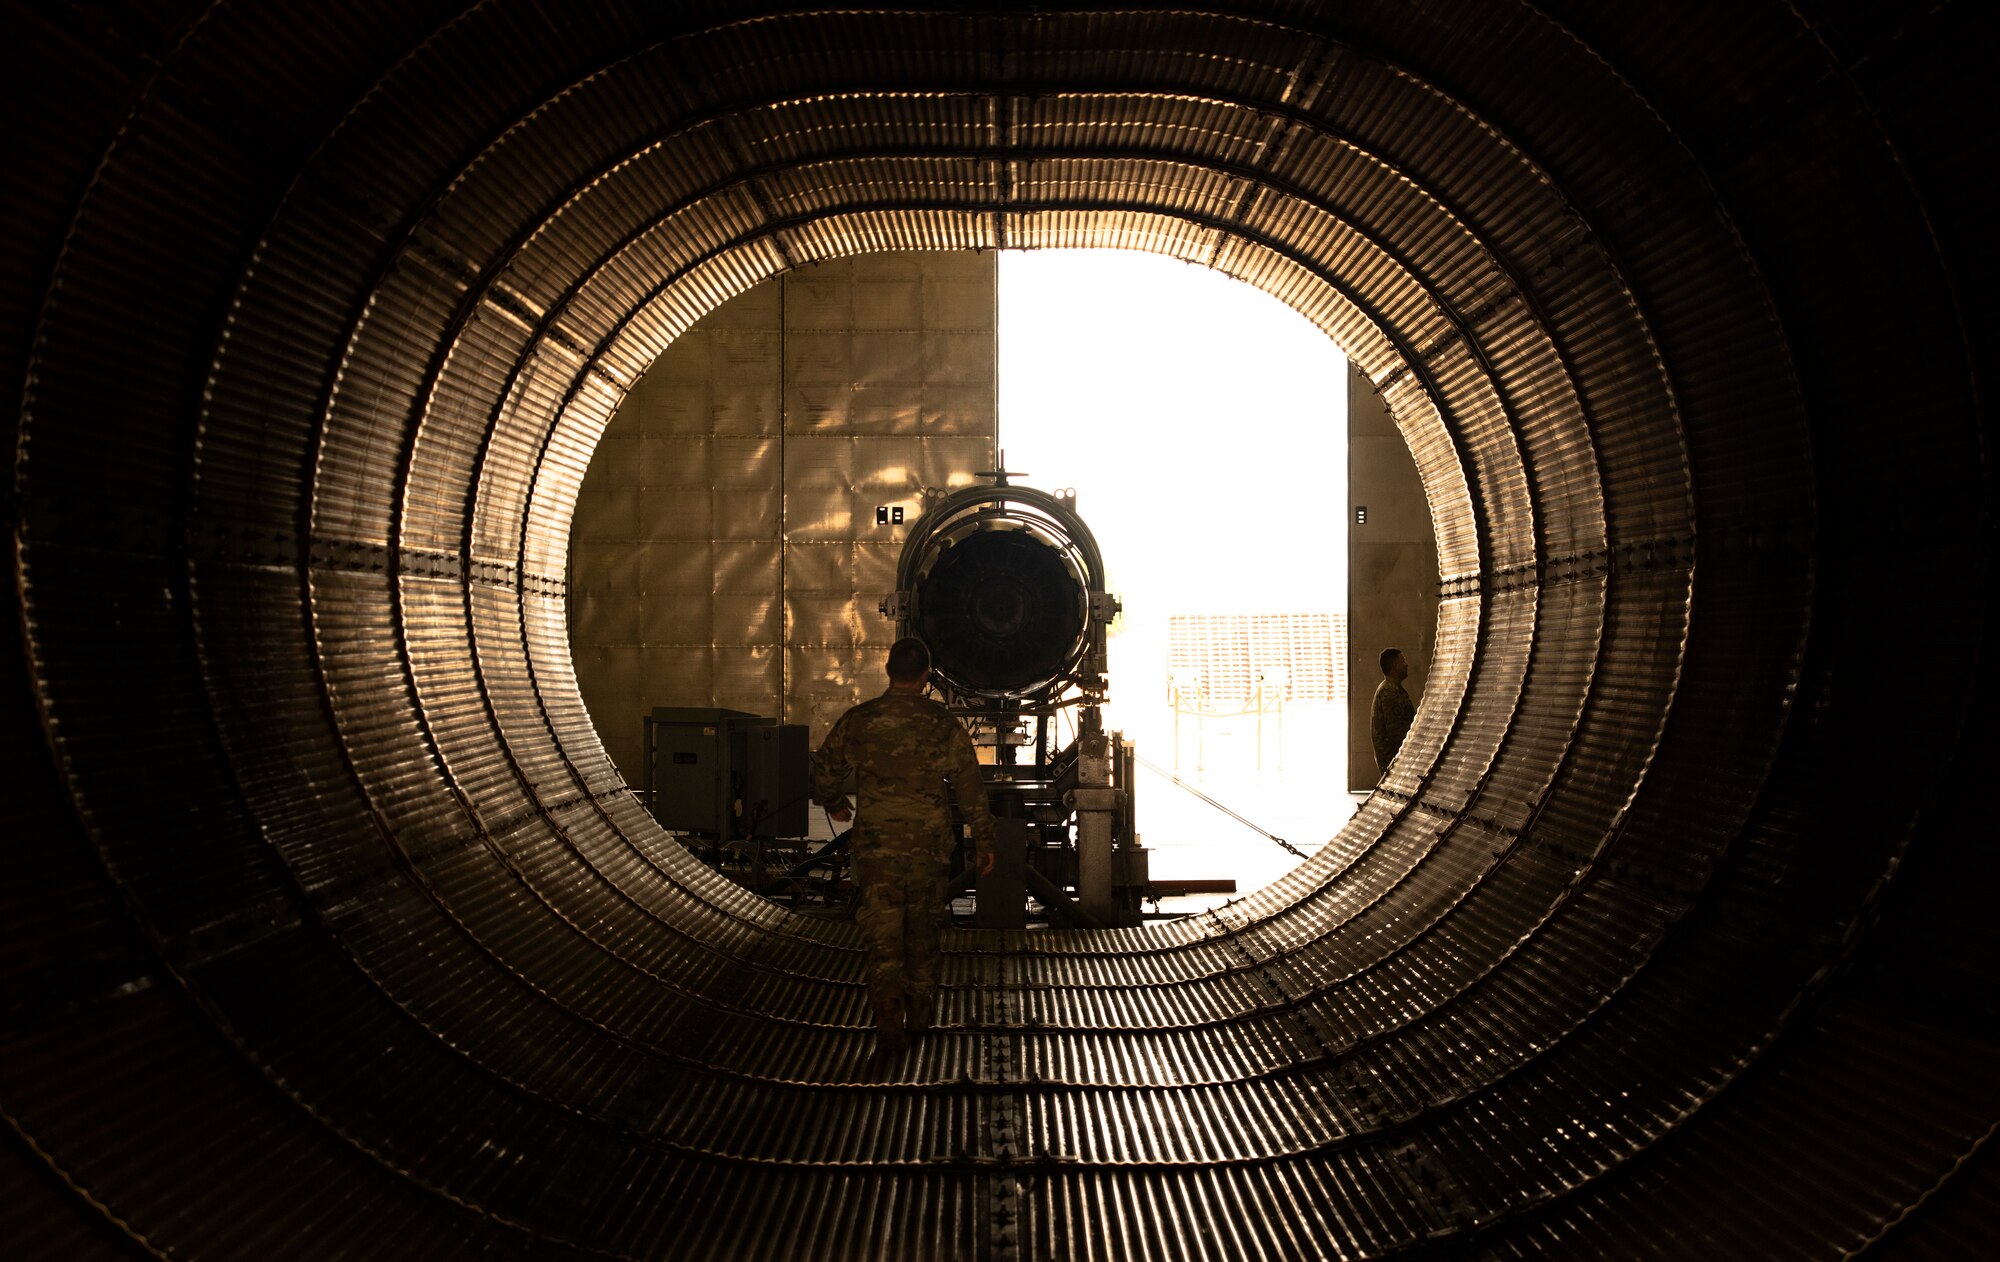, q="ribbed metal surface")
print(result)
[3,1,1994,1258]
